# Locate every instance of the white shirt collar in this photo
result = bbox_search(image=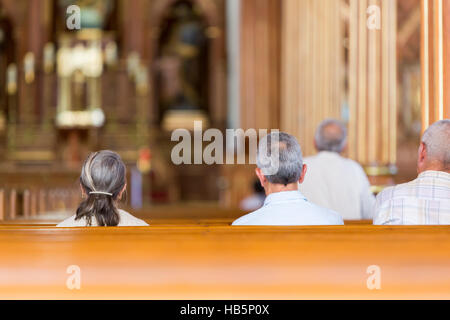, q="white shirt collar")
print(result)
[263,190,307,206]
[418,170,450,178]
[316,151,341,157]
